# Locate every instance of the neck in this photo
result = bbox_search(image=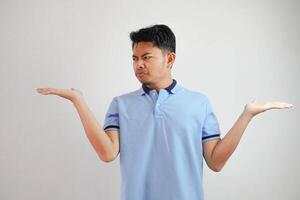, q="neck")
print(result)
[145,77,173,93]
